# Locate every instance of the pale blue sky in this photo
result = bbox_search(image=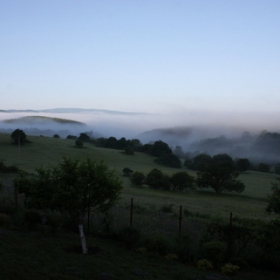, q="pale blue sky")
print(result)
[1,0,280,119]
